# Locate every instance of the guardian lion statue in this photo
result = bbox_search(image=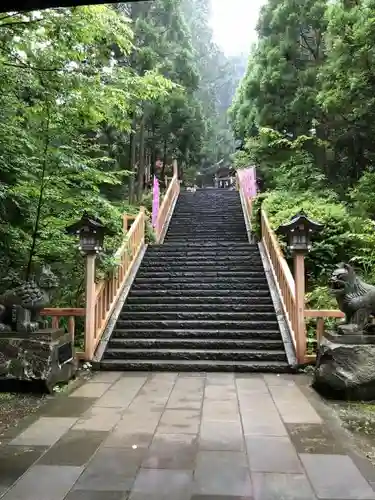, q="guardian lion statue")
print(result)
[329,262,375,333]
[0,266,59,334]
